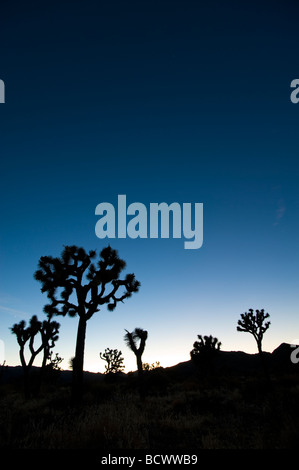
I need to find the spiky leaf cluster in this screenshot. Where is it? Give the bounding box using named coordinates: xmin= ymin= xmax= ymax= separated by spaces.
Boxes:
xmin=143 ymin=361 xmax=161 ymax=371
xmin=46 ymin=352 xmax=63 ymax=371
xmin=11 ymin=315 xmax=41 ymax=352
xmin=190 ymin=334 xmax=222 ymax=362
xmin=124 ymin=328 xmax=148 ymax=357
xmin=41 ymin=318 xmax=60 ymax=349
xmin=99 ymin=347 xmax=125 ymax=374
xmin=34 ymin=245 xmax=140 ymax=319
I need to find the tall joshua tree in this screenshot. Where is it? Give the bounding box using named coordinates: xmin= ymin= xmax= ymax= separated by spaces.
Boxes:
xmin=34 ymin=245 xmax=140 ymax=402
xmin=237 ymin=308 xmax=270 ymax=356
xmin=124 ymin=327 xmax=148 ymax=398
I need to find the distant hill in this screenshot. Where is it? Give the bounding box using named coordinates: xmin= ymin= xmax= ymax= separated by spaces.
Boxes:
xmin=1 ymin=343 xmax=298 ymax=385
xmin=165 ymin=342 xmax=299 ymax=377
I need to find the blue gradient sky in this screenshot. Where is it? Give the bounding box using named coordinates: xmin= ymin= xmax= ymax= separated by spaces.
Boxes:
xmin=0 ymin=0 xmax=299 ymax=372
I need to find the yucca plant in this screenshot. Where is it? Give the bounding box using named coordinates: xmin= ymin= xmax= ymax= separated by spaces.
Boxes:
xmin=124 ymin=328 xmax=148 ymax=399
xmin=100 ymin=347 xmax=125 ymax=374
xmin=190 ymin=334 xmax=221 ymax=376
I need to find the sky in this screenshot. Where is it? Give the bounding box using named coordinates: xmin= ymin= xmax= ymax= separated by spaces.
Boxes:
xmin=0 ymin=0 xmax=299 ymax=373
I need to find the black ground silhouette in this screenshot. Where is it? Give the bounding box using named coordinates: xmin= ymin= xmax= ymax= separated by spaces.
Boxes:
xmin=1 ymin=343 xmax=299 ymax=450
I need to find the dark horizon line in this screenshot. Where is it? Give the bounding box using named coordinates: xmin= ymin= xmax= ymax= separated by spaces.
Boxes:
xmin=3 ymin=341 xmax=295 ymax=375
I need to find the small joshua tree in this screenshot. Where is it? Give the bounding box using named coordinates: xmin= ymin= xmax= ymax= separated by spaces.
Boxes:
xmin=190 ymin=334 xmax=221 ymax=359
xmin=190 ymin=334 xmax=221 ymax=375
xmin=11 ymin=315 xmax=60 ymax=397
xmin=40 ymin=351 xmax=64 ymax=385
xmin=41 ymin=317 xmax=60 ymax=369
xmin=143 ymin=361 xmax=161 ymax=371
xmin=237 ymin=308 xmax=270 ymax=356
xmin=46 ymin=351 xmax=63 ymax=371
xmin=100 ymin=348 xmax=125 ymax=374
xmin=124 ymin=328 xmax=148 ymax=398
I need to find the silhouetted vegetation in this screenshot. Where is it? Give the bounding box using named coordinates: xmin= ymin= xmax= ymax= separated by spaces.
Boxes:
xmin=143 ymin=361 xmax=161 ymax=371
xmin=237 ymin=308 xmax=271 ymax=377
xmin=3 ymin=244 xmax=298 ymax=450
xmin=10 ymin=315 xmax=60 ymax=398
xmin=191 ymin=334 xmax=222 ymax=359
xmin=100 ymin=348 xmax=125 ymax=374
xmin=237 ymin=309 xmax=270 ymax=355
xmin=46 ymin=352 xmax=63 ymax=371
xmin=124 ymin=328 xmax=148 ymax=399
xmin=34 ymin=245 xmax=140 ymax=403
xmin=190 ymin=334 xmax=221 ymax=376
xmin=1 ymin=348 xmax=299 ymax=449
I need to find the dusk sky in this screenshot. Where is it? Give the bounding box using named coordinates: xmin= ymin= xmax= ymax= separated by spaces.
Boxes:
xmin=0 ymin=0 xmax=299 ymax=373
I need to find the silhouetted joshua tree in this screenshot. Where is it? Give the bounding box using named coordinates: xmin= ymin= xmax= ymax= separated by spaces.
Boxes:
xmin=42 ymin=351 xmax=64 ymax=384
xmin=41 ymin=317 xmax=60 ymax=369
xmin=124 ymin=328 xmax=148 ymax=399
xmin=143 ymin=361 xmax=161 ymax=371
xmin=237 ymin=308 xmax=270 ymax=376
xmin=237 ymin=308 xmax=270 ymax=356
xmin=190 ymin=334 xmax=221 ymax=375
xmin=11 ymin=315 xmax=60 ymax=398
xmin=46 ymin=351 xmax=63 ymax=371
xmin=34 ymin=245 xmax=140 ymax=403
xmin=100 ymin=348 xmax=125 ymax=374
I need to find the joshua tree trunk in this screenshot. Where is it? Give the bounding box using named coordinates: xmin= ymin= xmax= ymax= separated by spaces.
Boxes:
xmin=38 ymin=343 xmax=49 ymax=388
xmin=72 ymin=315 xmax=87 ymax=403
xmin=136 ymin=354 xmax=143 ymax=375
xmin=256 ymin=336 xmax=263 ymax=360
xmin=256 ymin=338 xmax=269 ymax=380
xmin=136 ymin=353 xmax=145 ymax=400
xmin=19 ymin=339 xmax=41 ymax=398
xmin=237 ymin=308 xmax=271 ymax=379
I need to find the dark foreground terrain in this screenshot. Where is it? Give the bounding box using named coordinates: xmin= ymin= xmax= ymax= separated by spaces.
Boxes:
xmin=0 ymin=343 xmax=299 ymax=450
